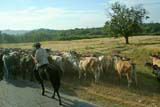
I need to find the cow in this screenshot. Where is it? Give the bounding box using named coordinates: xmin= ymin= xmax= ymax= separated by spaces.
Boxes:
xmin=144 ymin=62 xmax=160 ymax=81
xmin=98 ymin=55 xmax=115 ymax=74
xmin=150 ymin=55 xmax=160 ymax=67
xmin=79 ymin=57 xmax=101 ymax=82
xmin=113 ymin=55 xmax=137 ymax=87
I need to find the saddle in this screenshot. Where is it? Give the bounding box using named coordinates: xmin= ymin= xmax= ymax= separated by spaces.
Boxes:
xmin=36 ymin=63 xmax=62 ymax=81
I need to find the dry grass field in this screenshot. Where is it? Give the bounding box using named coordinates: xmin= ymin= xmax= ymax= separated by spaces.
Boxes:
xmin=1 ymin=36 xmax=160 ymax=107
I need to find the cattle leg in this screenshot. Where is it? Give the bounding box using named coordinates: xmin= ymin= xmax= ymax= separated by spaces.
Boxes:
xmin=3 ymin=59 xmax=9 ymax=80
xmin=117 ymin=71 xmax=121 ymax=83
xmin=22 ymin=70 xmax=26 ymax=80
xmin=126 ymin=73 xmax=132 ymax=87
xmin=135 ymin=75 xmax=138 ymax=86
xmin=30 ymin=70 xmax=34 ymax=81
xmin=14 ymin=74 xmax=17 ymax=80
xmin=131 ymin=65 xmax=137 ymax=86
xmin=97 ymin=71 xmax=100 ymax=81
xmin=79 ymin=71 xmax=82 ymax=79
xmin=94 ymin=73 xmax=97 ymax=83
xmin=84 ymin=72 xmax=87 ymax=80
xmin=118 ymin=72 xmax=121 ymax=80
xmin=94 ymin=71 xmax=100 ymax=83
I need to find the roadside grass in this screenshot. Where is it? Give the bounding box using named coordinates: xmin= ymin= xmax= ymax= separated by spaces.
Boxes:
xmin=1 ymin=35 xmax=160 ymax=107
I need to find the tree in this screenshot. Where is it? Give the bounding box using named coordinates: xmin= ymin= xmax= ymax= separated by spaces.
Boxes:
xmin=104 ymin=2 xmax=148 ymax=44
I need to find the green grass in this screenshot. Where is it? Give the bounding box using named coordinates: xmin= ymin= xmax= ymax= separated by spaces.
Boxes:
xmin=1 ymin=35 xmax=160 ymax=107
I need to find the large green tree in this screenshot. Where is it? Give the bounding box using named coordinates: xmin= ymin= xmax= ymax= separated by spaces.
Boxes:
xmin=105 ymin=2 xmax=148 ymax=44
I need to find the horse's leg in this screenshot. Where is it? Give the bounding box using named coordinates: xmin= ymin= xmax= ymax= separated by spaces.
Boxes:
xmin=53 ymin=86 xmax=62 ymax=105
xmin=56 ymin=88 xmax=62 ymax=105
xmin=50 ymin=79 xmax=56 ymax=99
xmin=52 ymin=89 xmax=55 ymax=99
xmin=50 ymin=78 xmax=62 ymax=105
xmin=39 ymin=80 xmax=45 ymax=96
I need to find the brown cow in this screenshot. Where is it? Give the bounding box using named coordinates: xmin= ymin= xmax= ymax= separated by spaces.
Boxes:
xmin=79 ymin=57 xmax=101 ymax=82
xmin=150 ymin=55 xmax=160 ymax=67
xmin=114 ymin=55 xmax=137 ymax=87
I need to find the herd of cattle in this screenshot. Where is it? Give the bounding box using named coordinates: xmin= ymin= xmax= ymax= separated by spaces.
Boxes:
xmin=0 ymin=48 xmax=160 ymax=87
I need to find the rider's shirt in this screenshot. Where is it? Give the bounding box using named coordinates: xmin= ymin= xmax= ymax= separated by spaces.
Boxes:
xmin=35 ymin=48 xmax=49 ymax=67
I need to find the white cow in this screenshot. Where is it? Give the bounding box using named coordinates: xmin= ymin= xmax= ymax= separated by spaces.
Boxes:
xmin=51 ymin=55 xmax=65 ymax=74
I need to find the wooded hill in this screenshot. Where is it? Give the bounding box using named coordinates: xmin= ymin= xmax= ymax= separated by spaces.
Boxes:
xmin=0 ymin=23 xmax=160 ymax=43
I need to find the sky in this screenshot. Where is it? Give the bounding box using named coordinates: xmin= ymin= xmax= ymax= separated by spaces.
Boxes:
xmin=0 ymin=0 xmax=160 ymax=30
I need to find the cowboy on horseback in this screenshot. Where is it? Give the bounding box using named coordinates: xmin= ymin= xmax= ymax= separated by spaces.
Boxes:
xmin=32 ymin=42 xmax=49 ymax=81
xmin=32 ymin=42 xmax=49 ymax=67
xmin=31 ymin=43 xmax=62 ymax=105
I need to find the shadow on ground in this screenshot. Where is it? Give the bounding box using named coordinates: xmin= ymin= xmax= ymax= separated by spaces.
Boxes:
xmin=3 ymin=79 xmax=40 ymax=88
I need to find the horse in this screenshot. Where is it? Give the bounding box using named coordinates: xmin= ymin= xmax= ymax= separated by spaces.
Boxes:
xmin=34 ymin=64 xmax=62 ymax=105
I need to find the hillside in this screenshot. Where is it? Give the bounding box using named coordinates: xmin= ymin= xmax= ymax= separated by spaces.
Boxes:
xmin=1 ymin=36 xmax=160 ymax=107
xmin=0 ymin=23 xmax=160 ymax=43
xmin=1 ymin=30 xmax=30 ymax=35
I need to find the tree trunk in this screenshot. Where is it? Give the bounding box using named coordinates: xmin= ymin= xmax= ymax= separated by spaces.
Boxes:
xmin=124 ymin=36 xmax=129 ymax=44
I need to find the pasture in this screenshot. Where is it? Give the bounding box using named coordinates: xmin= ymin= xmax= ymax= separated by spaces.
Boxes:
xmin=1 ymin=35 xmax=160 ymax=107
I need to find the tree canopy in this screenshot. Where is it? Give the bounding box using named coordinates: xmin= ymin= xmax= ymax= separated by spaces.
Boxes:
xmin=104 ymin=2 xmax=148 ymax=44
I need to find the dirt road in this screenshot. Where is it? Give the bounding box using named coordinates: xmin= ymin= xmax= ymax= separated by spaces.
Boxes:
xmin=0 ymin=80 xmax=97 ymax=107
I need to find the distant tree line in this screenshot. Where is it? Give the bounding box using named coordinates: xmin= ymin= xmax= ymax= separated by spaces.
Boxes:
xmin=141 ymin=23 xmax=160 ymax=35
xmin=0 ymin=23 xmax=160 ymax=43
xmin=0 ymin=28 xmax=107 ymax=43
